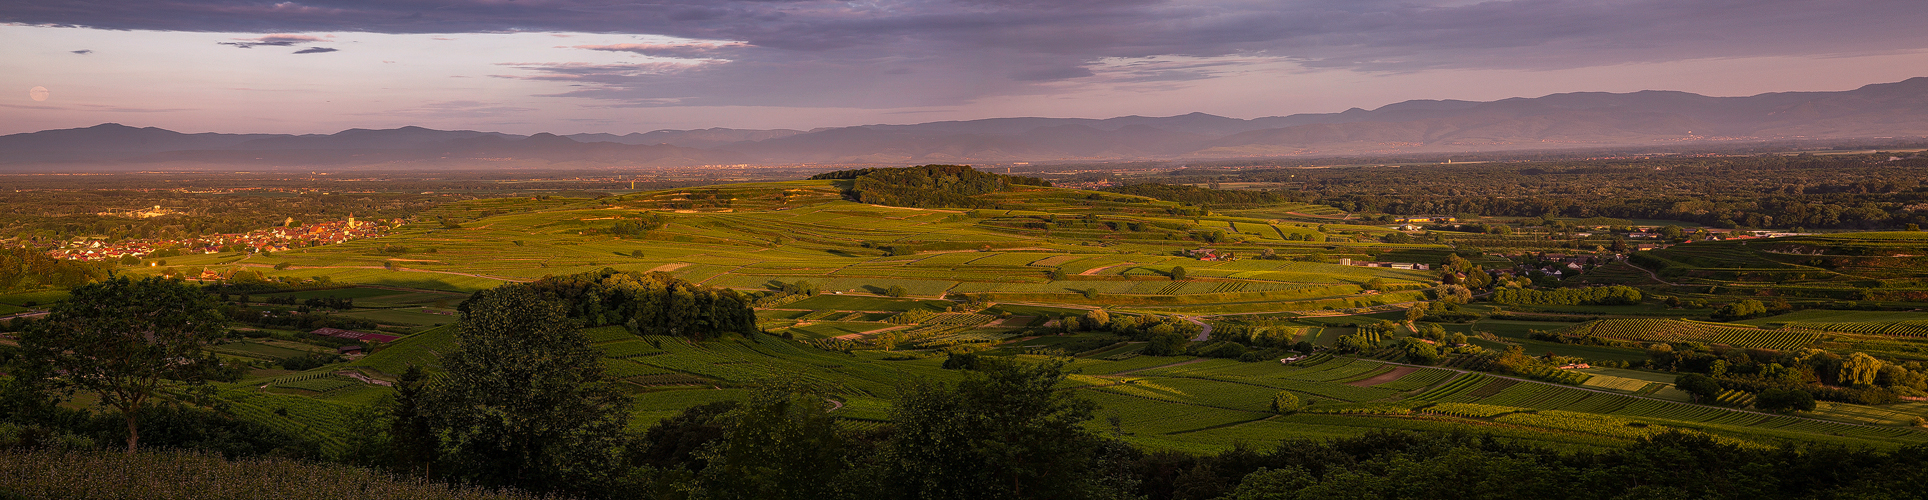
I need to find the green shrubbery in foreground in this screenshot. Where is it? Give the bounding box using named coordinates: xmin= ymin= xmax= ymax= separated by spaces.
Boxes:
xmin=0 ymin=448 xmax=551 ymax=500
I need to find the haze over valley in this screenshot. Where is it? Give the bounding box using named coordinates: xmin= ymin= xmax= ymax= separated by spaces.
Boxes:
xmin=7 ymin=77 xmax=1928 ymax=168
xmin=8 ymin=1 xmax=1928 ymax=500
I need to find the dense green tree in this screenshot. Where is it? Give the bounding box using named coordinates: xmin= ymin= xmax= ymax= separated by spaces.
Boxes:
xmin=608 ymin=212 xmax=671 ymax=236
xmin=431 ymin=286 xmax=632 ymax=495
xmin=1270 ymin=392 xmax=1301 ymax=414
xmin=690 ymin=389 xmax=851 ymax=500
xmin=1840 ymin=352 xmax=1883 ymax=386
xmin=1334 ymin=334 xmax=1375 ymax=353
xmin=1489 ymin=285 xmax=1642 ymax=306
xmin=1224 ymin=467 xmax=1318 ymax=500
xmin=388 ymin=365 xmax=438 ymax=477
xmin=1711 ymin=299 xmax=1769 ymax=321
xmin=1756 ymin=388 xmax=1817 ymax=412
xmin=885 ymin=285 xmax=909 ymax=298
xmin=876 ymin=359 xmax=1121 ymax=500
xmin=1170 ymin=266 xmax=1188 ymax=281
xmin=1675 ymin=373 xmax=1722 ymax=402
xmin=0 ymin=246 xmax=112 ymax=290
xmin=0 ymin=341 xmax=63 ymax=427
xmin=1429 ymin=284 xmax=1473 ymax=304
xmin=479 ymin=269 xmax=756 ymax=341
xmin=809 ymin=165 xmax=1049 ymax=208
xmin=1143 ymin=324 xmax=1189 ymax=356
xmin=1404 ymin=304 xmax=1427 ymax=322
xmin=1400 ymin=338 xmax=1440 ymax=365
xmin=1082 ymin=309 xmax=1111 ymax=330
xmin=17 ymin=276 xmax=227 ymax=453
xmin=631 ymin=400 xmax=739 ymax=473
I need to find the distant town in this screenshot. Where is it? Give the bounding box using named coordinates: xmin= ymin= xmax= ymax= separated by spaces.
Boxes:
xmin=47 ymin=217 xmax=396 ymax=262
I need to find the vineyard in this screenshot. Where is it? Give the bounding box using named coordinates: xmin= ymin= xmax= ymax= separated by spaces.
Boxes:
xmin=1422 ymin=402 xmax=1521 ymax=418
xmin=219 ymin=389 xmax=360 ymax=455
xmin=885 ymin=308 xmax=940 ymax=324
xmin=1786 ymin=320 xmax=1928 ymax=337
xmin=1715 ymin=389 xmax=1758 ymax=408
xmin=1510 ymin=363 xmax=1592 ymax=385
xmin=102 ymin=182 xmax=1928 ymax=458
xmin=1494 ymin=410 xmax=1668 ymax=440
xmin=1558 ymin=319 xmax=1822 ymax=350
xmin=1369 ymin=369 xmax=1456 ymax=391
xmin=1407 ymin=373 xmax=1493 ymax=402
xmin=273 ymin=375 xmax=360 ymax=395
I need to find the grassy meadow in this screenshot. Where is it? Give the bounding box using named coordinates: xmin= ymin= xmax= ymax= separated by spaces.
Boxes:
xmin=18 ymin=179 xmax=1914 ymax=455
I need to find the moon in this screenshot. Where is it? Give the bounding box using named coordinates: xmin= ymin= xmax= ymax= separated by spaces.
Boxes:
xmin=28 ymin=86 xmax=49 ymax=101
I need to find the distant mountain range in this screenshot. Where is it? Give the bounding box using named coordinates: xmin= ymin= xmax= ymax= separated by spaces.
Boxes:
xmin=5 ymin=77 xmax=1927 ymax=168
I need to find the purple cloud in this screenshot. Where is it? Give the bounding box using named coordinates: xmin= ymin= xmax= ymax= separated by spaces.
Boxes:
xmin=218 ymin=33 xmax=327 ymax=48
xmin=6 ymin=0 xmax=1926 ymax=108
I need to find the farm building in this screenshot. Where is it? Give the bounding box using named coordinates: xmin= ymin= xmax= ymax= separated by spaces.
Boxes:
xmin=1187 ymin=248 xmax=1235 ymax=261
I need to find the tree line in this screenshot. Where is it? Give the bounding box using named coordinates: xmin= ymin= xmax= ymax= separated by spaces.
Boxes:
xmin=1489 ymin=285 xmax=1643 ymax=306
xmin=809 ymin=165 xmax=1051 ymax=209
xmin=0 ymin=246 xmax=111 ymax=291
xmin=8 ymin=276 xmax=1928 ymax=499
xmin=1169 ymin=154 xmax=1928 ymax=230
xmin=479 ymin=269 xmax=758 ymax=341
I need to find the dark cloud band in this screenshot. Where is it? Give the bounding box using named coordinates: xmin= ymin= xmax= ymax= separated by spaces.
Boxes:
xmin=8 ymin=0 xmax=1926 ymax=108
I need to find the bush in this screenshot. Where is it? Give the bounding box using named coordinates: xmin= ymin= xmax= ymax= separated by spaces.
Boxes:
xmin=0 ymin=448 xmax=543 ymax=499
xmin=1675 ymin=373 xmax=1722 ymax=402
xmin=1401 ymin=338 xmax=1440 ymax=365
xmin=1755 ymin=388 xmax=1816 ymax=412
xmin=941 ymin=352 xmax=982 ymax=370
xmin=1711 ymin=300 xmax=1768 ymax=321
xmin=1191 ymin=342 xmax=1248 ymax=359
xmin=1271 ymin=391 xmax=1301 ymax=414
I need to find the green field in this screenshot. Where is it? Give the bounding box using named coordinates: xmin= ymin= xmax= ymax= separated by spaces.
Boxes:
xmin=121 ymin=181 xmax=1434 ymax=317
xmin=36 ymin=180 xmax=1921 ymax=459
xmin=332 ymin=308 xmax=454 ymax=329
xmin=783 ymin=321 xmax=892 ymax=339
xmin=257 ymin=287 xmax=412 ymax=300
xmin=784 ymin=295 xmax=953 ymax=312
xmin=0 ymin=289 xmax=67 ymax=306
xmin=210 ymin=340 xmax=327 ymax=360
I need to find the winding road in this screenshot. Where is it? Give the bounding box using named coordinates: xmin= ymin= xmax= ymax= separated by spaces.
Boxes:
xmin=1183 ymin=316 xmax=1212 ymax=342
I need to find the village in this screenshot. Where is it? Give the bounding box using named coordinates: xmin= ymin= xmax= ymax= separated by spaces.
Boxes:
xmin=46 ymin=217 xmax=397 ymax=262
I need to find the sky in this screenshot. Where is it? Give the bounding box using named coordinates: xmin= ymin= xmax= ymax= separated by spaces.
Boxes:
xmin=4 ymin=0 xmax=1928 ymax=136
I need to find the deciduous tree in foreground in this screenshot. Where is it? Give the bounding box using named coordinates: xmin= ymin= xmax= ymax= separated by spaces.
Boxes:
xmin=18 ymin=276 xmax=228 ymax=453
xmin=430 ymin=286 xmax=632 ymax=495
